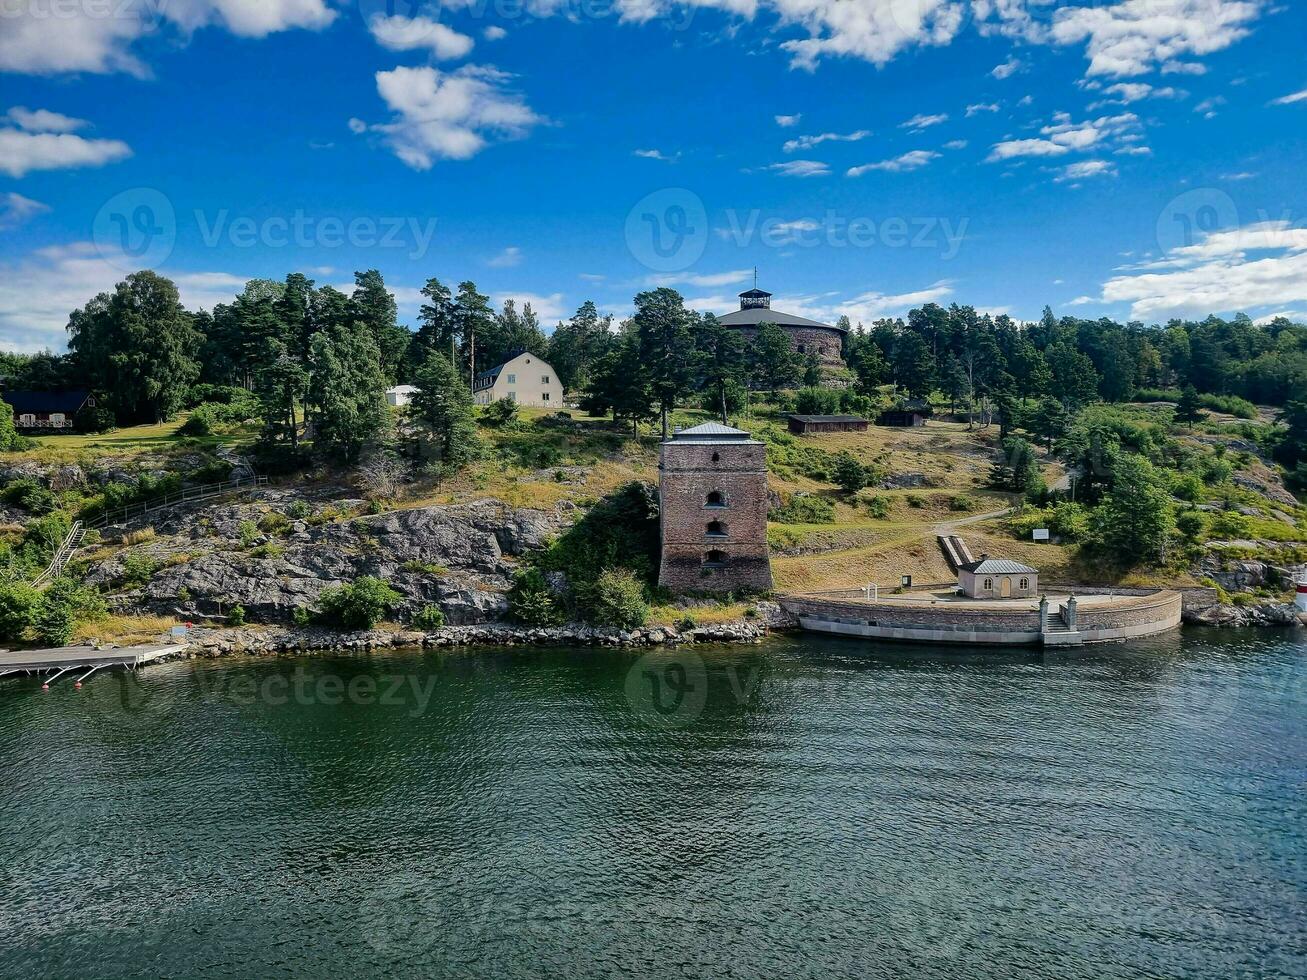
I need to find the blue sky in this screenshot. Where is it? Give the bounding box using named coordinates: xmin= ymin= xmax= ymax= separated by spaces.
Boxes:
xmin=1 ymin=0 xmax=1305 ymax=351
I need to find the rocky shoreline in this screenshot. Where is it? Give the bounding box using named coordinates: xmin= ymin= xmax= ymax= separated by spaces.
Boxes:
xmin=180 ymin=616 xmax=781 ymax=658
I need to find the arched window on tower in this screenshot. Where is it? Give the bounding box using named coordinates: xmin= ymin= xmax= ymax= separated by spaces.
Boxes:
xmin=706 ymin=520 xmax=727 ymax=538
xmin=705 ymin=491 xmax=726 ymax=507
xmin=704 ymin=550 xmax=727 ymax=568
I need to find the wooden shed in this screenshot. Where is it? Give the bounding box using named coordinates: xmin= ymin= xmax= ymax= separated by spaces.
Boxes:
xmin=787 ymin=414 xmax=869 ymax=435
xmin=876 ymin=409 xmax=928 ymax=427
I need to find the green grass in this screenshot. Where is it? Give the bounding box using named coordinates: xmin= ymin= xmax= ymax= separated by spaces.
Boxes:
xmin=19 ymin=414 xmax=256 ymax=463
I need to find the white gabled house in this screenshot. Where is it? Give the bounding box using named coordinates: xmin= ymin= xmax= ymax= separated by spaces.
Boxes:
xmin=473 ymin=350 xmax=564 ymax=408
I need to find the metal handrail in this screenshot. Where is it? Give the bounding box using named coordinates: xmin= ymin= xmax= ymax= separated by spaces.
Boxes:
xmin=33 ymin=520 xmax=84 ymax=588
xmin=87 ymin=474 xmax=268 ymax=529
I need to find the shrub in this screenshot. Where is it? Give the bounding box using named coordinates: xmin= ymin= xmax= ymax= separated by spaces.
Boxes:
xmin=285 ymin=500 xmax=312 ymax=520
xmin=189 ymin=458 xmax=234 ymax=484
xmin=291 ymin=605 xmax=311 ymax=627
xmin=402 ymin=559 xmax=449 ymax=575
xmin=258 ymin=511 xmax=291 ymax=536
xmin=1209 ymin=510 xmax=1249 ymax=538
xmin=583 ymin=568 xmax=648 ymax=629
xmin=227 ymin=603 xmax=246 ymax=626
xmin=1170 ymin=472 xmax=1205 ymax=502
xmin=675 ymin=614 xmax=697 ymax=631
xmin=947 ymin=494 xmax=977 ymax=512
xmin=832 ymin=452 xmax=869 ymax=496
xmin=73 ymin=405 xmax=117 ymax=434
xmin=1176 ymin=509 xmax=1207 ymax=542
xmin=794 ymin=387 xmax=840 ymax=416
xmin=178 ymin=406 xmax=216 ymax=437
xmin=121 ymin=552 xmax=158 ymax=586
xmin=318 ymin=576 xmax=402 ymax=630
xmin=2 ymin=477 xmax=55 ymax=514
xmin=769 ymin=493 xmax=835 ymax=525
xmin=412 ymin=605 xmax=446 ymax=630
xmin=537 ymin=482 xmax=661 ymax=591
xmin=0 ymin=581 xmax=42 ymax=642
xmin=480 ymin=398 xmax=519 ymax=428
xmin=507 ymin=569 xmax=562 ymax=626
xmin=249 ymin=543 xmax=284 ymax=559
xmin=238 ymin=520 xmax=259 ymax=547
xmin=34 ymin=577 xmax=105 ymax=646
xmin=1049 ymin=501 xmax=1090 ymax=541
xmin=905 ymin=494 xmax=925 ymax=509
xmin=864 ymin=495 xmax=891 ymax=519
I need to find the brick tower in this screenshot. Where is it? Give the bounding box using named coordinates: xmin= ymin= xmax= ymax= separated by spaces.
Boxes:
xmin=658 ymin=422 xmax=773 ymax=594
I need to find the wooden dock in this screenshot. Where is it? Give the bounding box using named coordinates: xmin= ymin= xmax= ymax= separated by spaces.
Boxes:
xmin=0 ymin=644 xmax=188 ymax=689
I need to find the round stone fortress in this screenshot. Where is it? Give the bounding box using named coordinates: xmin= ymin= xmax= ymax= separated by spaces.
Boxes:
xmin=717 ymin=286 xmax=847 ymax=365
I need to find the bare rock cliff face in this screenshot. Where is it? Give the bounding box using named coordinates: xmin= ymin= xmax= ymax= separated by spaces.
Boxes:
xmin=97 ymin=495 xmax=574 ymax=625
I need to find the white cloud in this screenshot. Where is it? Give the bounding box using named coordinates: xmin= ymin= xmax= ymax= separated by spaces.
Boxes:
xmin=988 ymin=110 xmax=1140 ymax=161
xmin=1270 ymin=88 xmax=1307 ymax=106
xmin=1219 ymin=170 xmax=1257 ymax=181
xmin=368 ymin=14 xmax=475 ymax=60
xmin=774 ymin=114 xmax=802 ymax=127
xmin=791 ymin=281 xmax=957 ymax=323
xmin=0 ymin=0 xmax=335 ymax=76
xmin=1096 ymin=220 xmax=1307 ymax=320
xmin=0 ymin=108 xmax=132 ymax=177
xmin=1055 ymin=159 xmax=1117 ymax=182
xmin=1194 ymin=95 xmax=1227 ymax=118
xmin=767 ymin=159 xmax=831 ymax=177
xmin=901 ymin=112 xmax=949 ymax=131
xmin=944 ymin=139 xmax=968 ymax=150
xmin=777 ymin=0 xmax=966 ymax=70
xmin=847 ymin=150 xmax=940 ymax=175
xmin=0 ymin=192 xmax=50 ymax=229
xmin=5 ymin=106 xmax=87 ymax=133
xmin=1049 ymin=0 xmax=1261 ymax=78
xmin=966 ymin=102 xmax=1000 ymax=116
xmin=484 ymin=25 xmax=508 ymax=40
xmin=1161 ymin=60 xmax=1207 ymax=75
xmin=348 ymin=117 xmax=368 ymax=134
xmin=487 ymin=246 xmax=522 ymax=267
xmin=364 ymin=65 xmax=544 ymax=168
xmin=490 ymin=291 xmax=567 ymax=321
xmin=634 ymin=147 xmax=680 ymax=161
xmin=782 ymin=129 xmax=870 ymax=152
xmin=1093 ymin=82 xmax=1186 ymax=105
xmin=0 ymin=243 xmax=247 ymax=352
xmin=991 ymin=56 xmax=1024 ymax=79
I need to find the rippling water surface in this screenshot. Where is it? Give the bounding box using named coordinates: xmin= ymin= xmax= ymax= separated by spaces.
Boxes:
xmin=0 ymin=628 xmax=1304 ymax=979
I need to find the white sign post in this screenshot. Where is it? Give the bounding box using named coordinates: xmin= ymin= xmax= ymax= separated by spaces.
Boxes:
xmin=1033 ymin=529 xmax=1051 ymax=542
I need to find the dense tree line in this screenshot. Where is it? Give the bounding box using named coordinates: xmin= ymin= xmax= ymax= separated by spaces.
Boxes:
xmin=2 ymin=268 xmax=1305 ymax=485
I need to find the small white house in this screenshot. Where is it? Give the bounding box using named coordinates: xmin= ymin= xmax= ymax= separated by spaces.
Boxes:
xmin=385 ymin=385 xmax=419 ymax=408
xmin=958 ymin=556 xmax=1039 ymax=599
xmin=473 ymin=351 xmax=564 ymax=408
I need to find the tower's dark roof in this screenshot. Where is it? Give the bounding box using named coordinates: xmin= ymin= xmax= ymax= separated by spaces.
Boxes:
xmin=738 ymin=287 xmax=772 ymax=298
xmin=716 ymin=307 xmax=846 ymax=332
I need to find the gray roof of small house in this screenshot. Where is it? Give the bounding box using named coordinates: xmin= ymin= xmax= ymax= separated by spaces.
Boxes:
xmin=716 ymin=307 xmax=846 ymax=332
xmin=959 ymin=558 xmax=1038 ymax=575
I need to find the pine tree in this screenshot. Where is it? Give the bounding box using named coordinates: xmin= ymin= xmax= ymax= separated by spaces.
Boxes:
xmin=306 ymin=323 xmax=389 ymax=461
xmin=633 ymin=287 xmax=698 ymax=438
xmin=1090 ymin=454 xmax=1176 ymax=565
xmin=1175 ymin=385 xmax=1205 ymax=424
xmin=696 ymin=313 xmax=746 ymax=424
xmin=411 ymin=349 xmax=480 ymax=471
xmin=750 ymin=320 xmax=802 ymax=392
